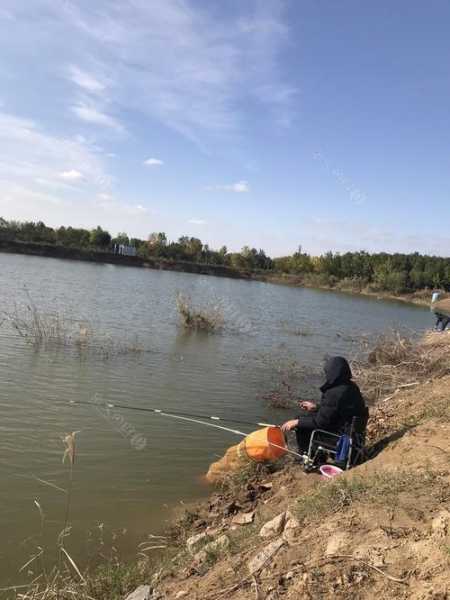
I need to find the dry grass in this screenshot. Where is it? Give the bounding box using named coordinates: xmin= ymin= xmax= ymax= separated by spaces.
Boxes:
xmin=264 ymin=392 xmax=297 ymax=409
xmin=257 ymin=353 xmax=318 ymax=410
xmin=352 ymin=331 xmax=450 ymax=404
xmin=294 ymin=469 xmax=441 ymax=525
xmin=76 ymin=331 xmax=144 ymax=360
xmin=217 ymin=461 xmax=273 ymax=496
xmin=176 ymin=293 xmax=224 ymax=332
xmin=294 ymin=475 xmax=369 ymax=522
xmin=5 ymin=299 xmax=72 ymax=347
xmin=5 ymin=431 xmax=158 ymax=600
xmin=351 ymin=331 xmax=450 ymax=448
xmin=6 ymin=559 xmax=152 ymax=600
xmin=2 ymin=292 xmax=144 ymax=359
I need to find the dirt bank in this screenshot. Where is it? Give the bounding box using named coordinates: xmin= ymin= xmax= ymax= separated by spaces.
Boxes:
xmin=150 ymin=332 xmax=450 ymax=600
xmin=9 ymin=334 xmax=450 ymax=600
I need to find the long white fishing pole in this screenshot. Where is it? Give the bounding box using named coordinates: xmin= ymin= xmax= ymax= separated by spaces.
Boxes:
xmin=150 ymin=411 xmax=304 ymax=460
xmin=67 ymin=399 xmax=276 ymax=429
xmin=67 ymin=399 xmax=304 ymax=459
xmin=149 ymin=408 xmax=248 ymax=437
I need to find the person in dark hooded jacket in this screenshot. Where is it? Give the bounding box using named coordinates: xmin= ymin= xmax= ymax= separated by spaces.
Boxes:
xmin=281 ymin=356 xmax=367 ymax=454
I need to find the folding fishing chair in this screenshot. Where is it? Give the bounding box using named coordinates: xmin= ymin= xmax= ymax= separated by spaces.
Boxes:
xmin=302 ymin=410 xmax=369 ymax=472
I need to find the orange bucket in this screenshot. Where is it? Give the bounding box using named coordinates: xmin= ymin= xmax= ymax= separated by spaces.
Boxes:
xmin=205 ymin=427 xmax=287 ymax=484
xmin=239 ymin=427 xmax=287 ymax=462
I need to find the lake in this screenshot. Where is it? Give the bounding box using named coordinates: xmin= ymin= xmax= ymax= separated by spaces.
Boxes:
xmin=0 ymin=253 xmax=432 ymax=586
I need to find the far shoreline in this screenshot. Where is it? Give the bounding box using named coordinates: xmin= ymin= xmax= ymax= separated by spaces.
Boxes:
xmin=261 ymin=273 xmax=434 ymax=308
xmin=0 ymin=239 xmax=440 ymax=308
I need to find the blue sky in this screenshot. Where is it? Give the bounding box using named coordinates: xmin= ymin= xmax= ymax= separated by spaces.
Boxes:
xmin=0 ymin=1 xmax=449 ymax=256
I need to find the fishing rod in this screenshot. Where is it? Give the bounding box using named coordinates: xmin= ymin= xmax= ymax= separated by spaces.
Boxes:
xmin=65 ymin=399 xmax=276 ymax=430
xmin=65 ymin=399 xmax=304 ymax=459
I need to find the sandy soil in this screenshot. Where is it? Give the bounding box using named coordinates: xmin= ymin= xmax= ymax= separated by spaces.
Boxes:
xmin=153 ymin=333 xmax=450 ymax=600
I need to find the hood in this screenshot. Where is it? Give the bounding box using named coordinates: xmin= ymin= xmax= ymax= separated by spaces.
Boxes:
xmin=321 ymin=356 xmax=352 ymax=391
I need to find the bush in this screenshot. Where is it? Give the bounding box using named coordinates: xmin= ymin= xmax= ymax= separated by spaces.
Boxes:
xmin=176 ymin=294 xmax=223 ymax=332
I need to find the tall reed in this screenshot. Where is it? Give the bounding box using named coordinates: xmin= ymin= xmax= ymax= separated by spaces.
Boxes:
xmin=2 ymin=291 xmax=144 ymax=358
xmin=176 ymin=293 xmax=223 ymax=332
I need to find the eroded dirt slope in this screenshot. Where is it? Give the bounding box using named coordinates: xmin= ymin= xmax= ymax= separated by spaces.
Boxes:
xmin=154 ymin=334 xmax=450 ymax=600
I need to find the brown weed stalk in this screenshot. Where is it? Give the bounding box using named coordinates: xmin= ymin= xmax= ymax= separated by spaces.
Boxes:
xmin=176 ymin=293 xmax=224 ymax=332
xmin=352 ymin=331 xmax=450 ymax=404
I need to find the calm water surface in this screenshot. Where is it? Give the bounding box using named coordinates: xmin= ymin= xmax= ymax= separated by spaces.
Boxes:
xmin=0 ymin=253 xmax=431 ymax=585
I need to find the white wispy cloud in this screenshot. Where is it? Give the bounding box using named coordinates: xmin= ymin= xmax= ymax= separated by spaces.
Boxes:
xmin=95 ymin=194 xmax=149 ymax=216
xmin=0 ymin=2 xmax=297 ymax=245
xmin=0 ymin=110 xmax=154 ymax=235
xmin=0 ymin=112 xmax=108 ymax=186
xmin=71 ymin=103 xmax=123 ymax=132
xmin=206 ymin=180 xmax=250 ymax=193
xmin=0 ymin=8 xmax=14 ymax=21
xmin=144 ymin=158 xmax=164 ymax=167
xmin=97 ymin=192 xmax=112 ymax=201
xmin=68 ymin=65 xmax=106 ymax=94
xmin=228 ymin=181 xmax=250 ymax=193
xmin=188 ymin=218 xmax=207 ymax=225
xmin=0 ymin=110 xmax=121 ymax=219
xmin=2 ymin=0 xmax=294 ymax=144
xmin=60 ymin=169 xmax=83 ymax=181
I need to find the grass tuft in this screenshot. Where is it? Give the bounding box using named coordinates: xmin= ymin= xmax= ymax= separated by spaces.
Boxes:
xmin=2 ymin=291 xmax=144 ymax=359
xmin=352 ymin=330 xmax=450 ymax=404
xmin=295 ymin=476 xmax=369 ymax=522
xmin=294 ymin=470 xmax=445 ymax=525
xmin=176 ymin=293 xmax=223 ymax=332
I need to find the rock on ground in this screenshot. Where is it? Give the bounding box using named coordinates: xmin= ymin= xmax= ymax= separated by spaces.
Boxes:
xmin=259 ymin=510 xmax=300 ymax=539
xmin=124 ymin=585 xmax=151 ymax=600
xmin=259 ymin=512 xmax=287 ymax=538
xmin=247 ymin=538 xmax=286 ymax=575
xmin=194 ymin=534 xmax=230 ymax=564
xmin=186 ymin=531 xmax=208 ymax=554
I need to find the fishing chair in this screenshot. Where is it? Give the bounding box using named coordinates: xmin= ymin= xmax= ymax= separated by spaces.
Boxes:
xmin=302 ymin=411 xmax=369 ymax=473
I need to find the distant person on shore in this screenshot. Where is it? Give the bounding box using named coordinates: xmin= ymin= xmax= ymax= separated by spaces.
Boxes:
xmin=434 ymin=313 xmax=450 ymax=331
xmin=431 ymin=291 xmax=450 ymax=331
xmin=281 ymin=356 xmax=367 ymax=455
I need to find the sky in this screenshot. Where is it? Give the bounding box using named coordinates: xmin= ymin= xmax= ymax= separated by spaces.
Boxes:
xmin=0 ymin=0 xmax=449 ymax=257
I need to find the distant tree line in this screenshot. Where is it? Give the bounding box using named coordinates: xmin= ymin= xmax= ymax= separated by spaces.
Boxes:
xmin=1 ymin=218 xmax=449 ymax=292
xmin=273 ymin=249 xmax=450 ymax=293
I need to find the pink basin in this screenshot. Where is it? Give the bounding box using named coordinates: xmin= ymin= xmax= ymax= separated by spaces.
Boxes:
xmin=320 ymin=464 xmax=344 ymax=480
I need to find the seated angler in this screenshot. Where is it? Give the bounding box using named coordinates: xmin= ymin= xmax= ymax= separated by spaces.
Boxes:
xmin=434 ymin=312 xmax=450 ymax=332
xmin=281 ymin=356 xmax=368 ymax=455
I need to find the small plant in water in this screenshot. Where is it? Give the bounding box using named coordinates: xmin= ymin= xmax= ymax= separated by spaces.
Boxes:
xmin=5 ymin=295 xmax=71 ymax=347
xmin=176 ymin=293 xmax=223 ymax=332
xmin=264 ymin=390 xmax=297 ymax=410
xmin=2 ymin=290 xmax=144 ymax=359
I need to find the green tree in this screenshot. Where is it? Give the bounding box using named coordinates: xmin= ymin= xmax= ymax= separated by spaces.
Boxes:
xmin=177 ymin=236 xmax=203 ymax=260
xmin=147 ymin=232 xmax=167 ymax=257
xmin=90 ymin=226 xmax=111 ymax=248
xmin=112 ymin=232 xmax=130 ymax=246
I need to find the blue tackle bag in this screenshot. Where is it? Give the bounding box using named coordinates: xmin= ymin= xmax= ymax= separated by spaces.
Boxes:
xmin=335 ymin=434 xmax=351 ymax=464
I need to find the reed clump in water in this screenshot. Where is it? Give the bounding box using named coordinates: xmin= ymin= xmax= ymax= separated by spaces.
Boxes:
xmin=264 ymin=391 xmax=297 ymax=410
xmin=176 ymin=293 xmax=224 ymax=332
xmin=79 ymin=331 xmax=144 ymax=360
xmin=6 ymin=299 xmax=72 ymax=348
xmin=2 ymin=292 xmax=144 ymax=358
xmin=255 ymin=352 xmax=318 ymax=410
